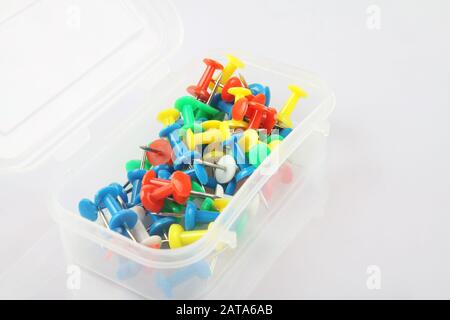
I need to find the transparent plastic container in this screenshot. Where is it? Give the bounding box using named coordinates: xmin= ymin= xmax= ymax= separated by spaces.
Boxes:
xmin=1 ymin=0 xmax=335 ymax=299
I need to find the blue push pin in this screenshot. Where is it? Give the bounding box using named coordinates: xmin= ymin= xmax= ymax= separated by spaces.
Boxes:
xmin=210 ymin=93 xmax=233 ymax=116
xmin=156 ymin=260 xmax=211 ymax=298
xmin=223 ymin=134 xmax=256 ymax=182
xmin=108 ymin=182 xmax=129 ymax=205
xmin=225 ymin=178 xmax=237 ymax=195
xmin=235 ymin=166 xmax=255 ymax=182
xmin=78 ymin=199 xmax=102 ymax=222
xmin=205 ymin=175 xmax=217 ymax=189
xmin=79 ymin=198 xmax=125 ymax=235
xmin=95 ymin=186 xmax=138 ymax=237
xmin=184 ymin=201 xmax=220 ymax=231
xmin=249 ymin=83 xmax=271 ymax=106
xmin=148 ymin=215 xmax=177 ymax=237
xmin=127 ymin=169 xmax=146 ymax=206
xmin=182 ymin=163 xmax=209 ymax=185
xmin=152 ymin=164 xmax=173 ymax=180
xmin=279 ymin=127 xmax=293 ymax=138
xmin=159 ymin=122 xmax=201 ymax=169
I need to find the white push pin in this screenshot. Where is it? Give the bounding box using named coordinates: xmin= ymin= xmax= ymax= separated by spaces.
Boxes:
xmin=195 ymin=155 xmax=237 ymax=184
xmin=116 ymin=197 xmax=162 ymax=248
xmin=215 ymin=184 xmax=225 ymax=198
xmin=214 ymin=155 xmax=238 ymax=184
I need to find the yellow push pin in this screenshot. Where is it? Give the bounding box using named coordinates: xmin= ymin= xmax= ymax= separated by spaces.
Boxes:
xmin=168 ymin=223 xmax=213 ymax=249
xmin=238 ymin=129 xmax=259 ymax=152
xmin=268 ymin=139 xmax=282 ymax=150
xmin=209 ymin=54 xmax=245 ymax=92
xmin=203 ymin=150 xmax=225 ymax=163
xmin=219 ymin=121 xmax=231 ymax=141
xmin=157 ymin=108 xmax=180 ymax=126
xmin=201 ymin=120 xmax=231 ymax=140
xmin=228 ymin=87 xmax=252 ymax=103
xmin=277 ymin=84 xmax=308 ymax=128
xmin=224 ymin=119 xmax=249 ymax=130
xmin=213 ymin=198 xmax=230 ymax=212
xmin=202 ymin=120 xmax=222 ymax=130
xmin=185 ymin=128 xmax=223 ymax=150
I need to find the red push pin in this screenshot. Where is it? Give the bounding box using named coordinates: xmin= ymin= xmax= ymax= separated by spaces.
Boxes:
xmin=231 ymin=98 xmax=249 ymax=121
xmin=246 ymin=101 xmax=268 ymax=129
xmin=141 ymin=171 xmax=220 ymax=212
xmin=142 ymin=171 xmax=191 ymax=205
xmin=245 ymin=93 xmax=266 ymax=118
xmin=221 ymin=77 xmax=243 ymax=103
xmin=187 ymin=58 xmax=224 ymax=102
xmin=260 ymin=107 xmax=277 ymax=133
xmin=140 ymin=183 xmax=165 ymax=212
xmin=140 ymin=139 xmax=173 ymax=166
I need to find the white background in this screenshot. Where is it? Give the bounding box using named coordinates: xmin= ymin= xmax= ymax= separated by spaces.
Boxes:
xmin=1 ymin=0 xmax=450 ymax=299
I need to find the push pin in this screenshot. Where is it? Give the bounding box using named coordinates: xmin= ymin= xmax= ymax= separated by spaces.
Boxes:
xmin=159 ymin=122 xmax=201 ymax=169
xmin=148 ymin=215 xmax=177 ymax=239
xmin=249 ymin=83 xmax=271 ymax=106
xmin=185 ymin=128 xmax=222 ymax=151
xmin=200 ymin=197 xmax=218 ymax=212
xmin=187 ymin=58 xmax=223 ymax=102
xmin=196 ymin=155 xmax=237 ymax=184
xmin=225 ymin=178 xmax=237 ymax=195
xmin=151 ymin=164 xmax=173 ymax=179
xmin=157 ymin=108 xmax=180 ymax=127
xmin=208 ymin=76 xmax=243 ymax=103
xmin=209 ymin=54 xmax=245 ymax=92
xmin=213 ymin=198 xmax=230 ymax=212
xmin=127 ymin=169 xmax=146 ymax=206
xmin=129 ymin=206 xmax=162 ymax=248
xmin=168 ymin=223 xmax=213 ymax=249
xmin=248 ymin=142 xmax=271 ymax=167
xmin=184 ymin=201 xmax=220 ymax=230
xmin=175 ymin=96 xmax=218 ymax=131
xmin=181 ymin=162 xmax=209 ymax=186
xmin=140 ymin=171 xmax=219 ymax=212
xmin=78 ymin=198 xmax=110 ymax=228
xmin=140 ymin=138 xmax=172 ymax=166
xmin=228 ymin=87 xmax=252 ymax=121
xmin=277 ymin=84 xmax=307 ymax=128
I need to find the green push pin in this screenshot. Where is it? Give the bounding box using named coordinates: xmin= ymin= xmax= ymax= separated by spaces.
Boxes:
xmin=162 ymin=199 xmax=185 ymax=214
xmin=265 ymin=134 xmax=284 ymax=144
xmin=200 ymin=197 xmax=218 ymax=212
xmin=175 ymin=96 xmax=202 ymax=132
xmin=125 ymin=159 xmax=151 ymax=171
xmin=248 ymin=143 xmax=271 ymax=167
xmin=161 ymin=199 xmax=185 ymax=223
xmin=176 ymin=96 xmax=219 ymax=124
xmin=211 ymin=111 xmax=227 ymax=121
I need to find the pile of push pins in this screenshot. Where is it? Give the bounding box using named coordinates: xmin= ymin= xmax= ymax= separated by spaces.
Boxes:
xmin=78 ymin=54 xmax=307 ymax=250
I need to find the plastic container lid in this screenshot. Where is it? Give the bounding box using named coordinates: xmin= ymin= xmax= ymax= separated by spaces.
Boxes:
xmin=0 ymin=0 xmax=183 ymax=171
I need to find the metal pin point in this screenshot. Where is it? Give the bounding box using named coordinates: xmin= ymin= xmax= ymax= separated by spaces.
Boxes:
xmin=145 ymin=179 xmax=220 ymax=199
xmin=98 ymin=207 xmax=110 ymax=229
xmin=206 ymin=73 xmax=223 ymax=105
xmin=140 ymin=145 xmax=163 ymax=154
xmin=194 ymin=159 xmax=227 ymax=171
xmin=238 ymin=73 xmax=248 ymax=88
xmin=152 ymin=212 xmax=185 ymax=219
xmin=116 ymin=196 xmax=138 ymax=242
